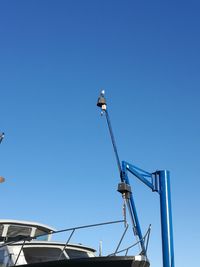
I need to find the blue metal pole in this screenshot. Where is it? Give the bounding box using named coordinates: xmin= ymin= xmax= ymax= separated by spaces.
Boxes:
xmin=158 ymin=170 xmax=175 ymax=267
xmin=128 ymin=192 xmax=147 ymax=254
xmin=122 ymin=162 xmax=146 ymax=254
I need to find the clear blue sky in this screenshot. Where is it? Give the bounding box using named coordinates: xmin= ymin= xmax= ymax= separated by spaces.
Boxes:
xmin=0 ymin=1 xmax=200 ymax=266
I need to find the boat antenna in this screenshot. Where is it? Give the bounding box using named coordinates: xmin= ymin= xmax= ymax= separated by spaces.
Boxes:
xmin=97 ymin=90 xmax=122 ymax=178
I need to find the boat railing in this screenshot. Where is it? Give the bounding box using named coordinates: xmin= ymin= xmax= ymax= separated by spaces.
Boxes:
xmin=51 ymin=220 xmax=126 ymax=261
xmin=0 ymin=219 xmax=151 ymax=265
xmin=108 ymin=224 xmax=151 ymax=257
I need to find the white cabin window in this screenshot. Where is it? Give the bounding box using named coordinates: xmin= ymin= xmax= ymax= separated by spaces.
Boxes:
xmin=23 ymin=247 xmax=66 ymax=264
xmin=35 ymin=229 xmax=49 ymax=241
xmin=65 ymin=249 xmax=90 ymax=259
xmin=7 ymin=225 xmax=32 ymax=240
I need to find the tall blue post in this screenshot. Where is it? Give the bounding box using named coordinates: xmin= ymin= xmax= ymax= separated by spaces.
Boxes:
xmin=158 ymin=170 xmax=175 ymax=267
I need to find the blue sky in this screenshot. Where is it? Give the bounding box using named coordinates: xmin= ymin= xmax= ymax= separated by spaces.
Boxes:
xmin=0 ymin=0 xmax=200 ymax=266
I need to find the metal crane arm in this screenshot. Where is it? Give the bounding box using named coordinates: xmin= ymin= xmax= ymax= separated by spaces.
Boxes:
xmin=97 ymin=91 xmax=175 ymax=267
xmin=121 ymin=161 xmax=175 ymax=267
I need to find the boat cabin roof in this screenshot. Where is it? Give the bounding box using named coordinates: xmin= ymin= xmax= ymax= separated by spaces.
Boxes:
xmin=0 ymin=220 xmax=55 ymax=242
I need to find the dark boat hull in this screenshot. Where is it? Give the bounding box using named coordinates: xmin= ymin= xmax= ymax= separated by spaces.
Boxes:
xmin=16 ymin=256 xmax=150 ymax=267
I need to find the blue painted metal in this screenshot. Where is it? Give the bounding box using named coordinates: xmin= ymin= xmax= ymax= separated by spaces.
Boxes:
xmin=121 ymin=162 xmax=175 ymax=267
xmin=123 ymin=161 xmax=153 ymax=190
xmin=157 ymin=170 xmax=175 ymax=267
xmin=121 ymin=162 xmax=146 ymax=255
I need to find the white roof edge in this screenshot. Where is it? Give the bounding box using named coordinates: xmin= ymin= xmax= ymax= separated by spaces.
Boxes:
xmin=0 ymin=219 xmax=56 ymax=232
